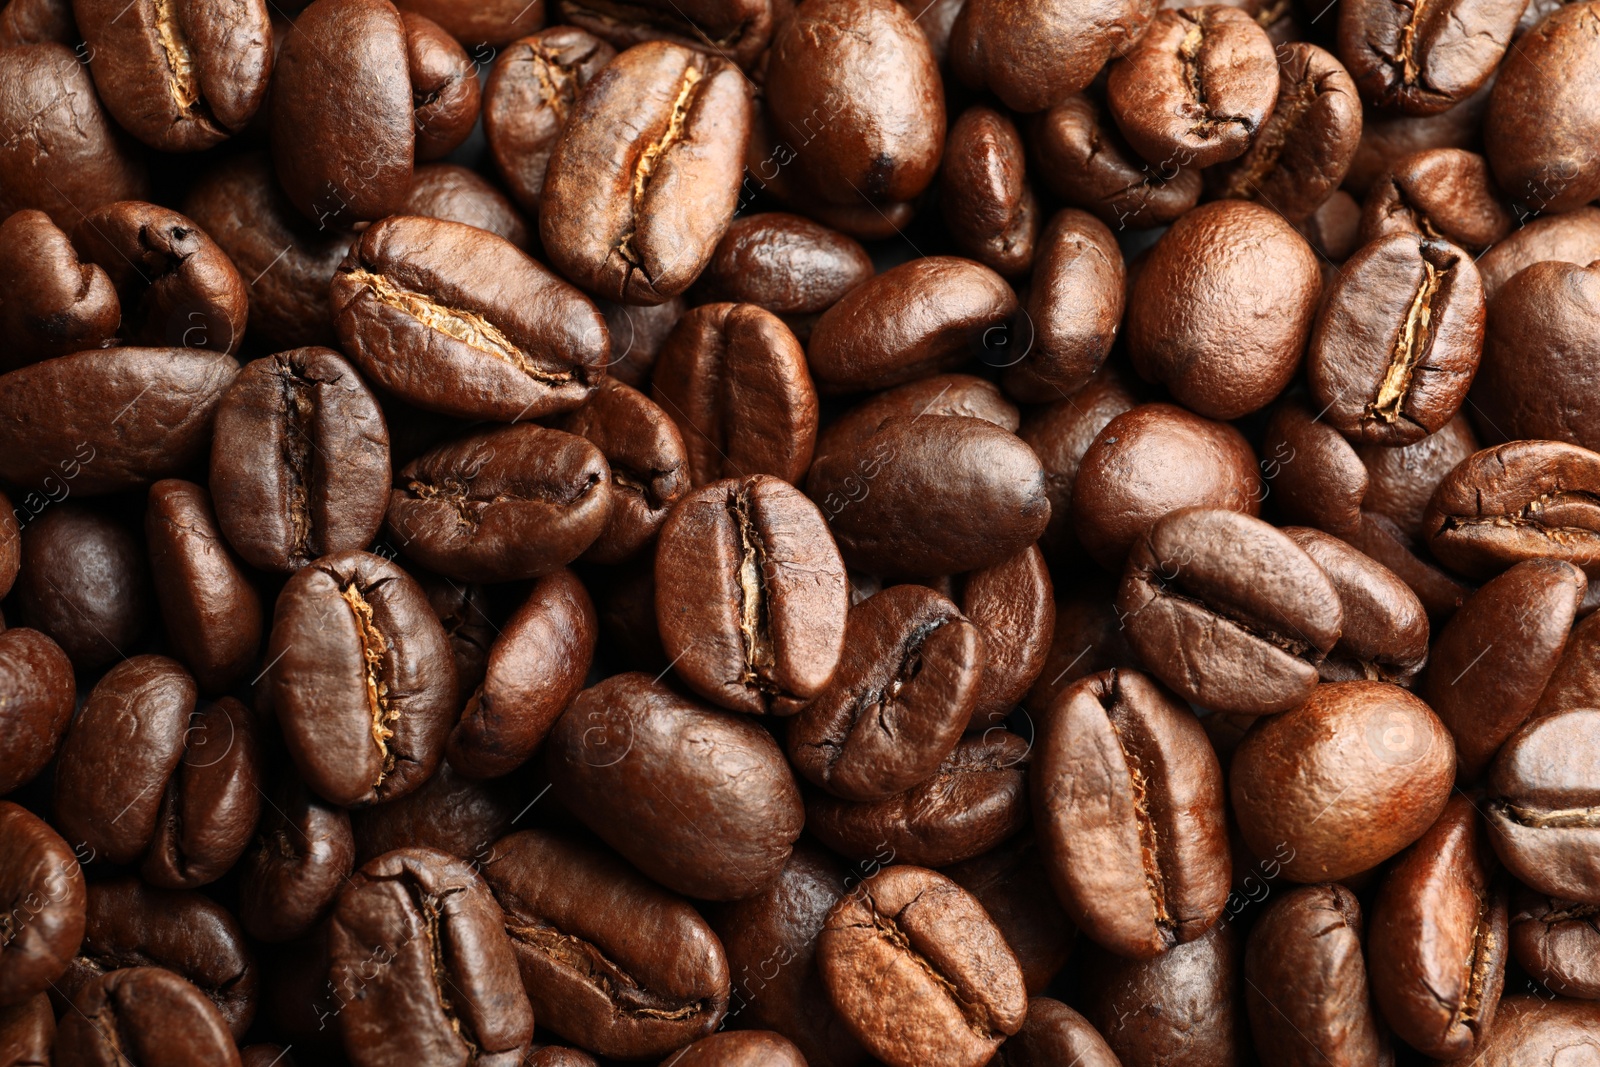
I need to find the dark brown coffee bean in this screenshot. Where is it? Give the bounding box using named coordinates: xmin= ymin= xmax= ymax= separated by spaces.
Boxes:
xmin=1339 ymin=0 xmax=1523 ymax=114
xmin=988 ymin=996 xmax=1120 ymax=1067
xmin=1486 ymin=708 xmax=1600 ymax=903
xmin=447 ymin=569 xmax=595 ymax=778
xmin=1424 ymin=440 xmax=1600 ymax=579
xmin=484 ymin=28 xmax=616 ymax=216
xmin=142 ymin=696 xmax=262 ymax=890
xmin=401 ymin=163 xmax=529 ymax=249
xmin=1508 ymin=888 xmax=1600 ymax=999
xmin=417 ymin=572 xmax=495 ymax=706
xmin=1025 ymin=575 xmax=1140 ymax=715
xmin=0 ymin=348 xmax=237 ymax=496
xmin=54 ymin=967 xmax=242 ymax=1067
xmin=146 ymin=479 xmax=263 ymax=695
xmin=1243 ymin=883 xmax=1384 ymax=1067
xmin=1344 ymin=75 xmax=1491 ymax=193
xmin=1358 ymin=410 xmax=1480 ymax=538
xmin=655 ymin=475 xmax=847 ymax=715
xmin=394 ymin=0 xmax=544 ymax=47
xmin=1284 ymin=526 xmax=1430 ymax=684
xmin=659 ymin=1031 xmax=807 ymax=1066
xmin=0 ymin=209 xmax=118 ymax=368
xmin=238 ymin=776 xmax=355 ymax=944
xmin=1537 ymin=604 xmax=1600 ymax=718
xmin=72 ymin=0 xmax=272 ymax=151
xmin=944 ymin=835 xmax=1074 ymax=996
xmin=1107 ymin=6 xmax=1279 ymax=169
xmin=1485 ymin=1 xmax=1600 ymax=214
xmin=1029 ymin=93 xmax=1203 ymax=231
xmin=1368 ymin=794 xmax=1509 ymax=1058
xmin=332 ymin=215 xmax=607 ymax=421
xmin=0 ymin=0 xmax=74 ymax=45
xmin=1127 ymin=199 xmax=1321 ymax=420
xmin=268 ymin=550 xmax=457 ymax=807
xmin=14 ymin=504 xmax=151 ymax=671
xmin=1015 ymin=365 xmax=1136 ymax=558
xmin=1477 ymin=206 xmax=1600 ymax=300
xmin=652 ymin=304 xmax=818 ymax=486
xmin=545 ymin=673 xmax=804 ymax=900
xmin=940 ymin=106 xmax=1038 ymax=279
xmin=959 ymin=545 xmax=1054 ymax=730
xmin=1231 ymin=680 xmax=1455 ymax=882
xmin=951 ymin=0 xmax=1155 ymax=113
xmin=1033 ymin=669 xmax=1229 ymax=958
xmin=1262 ymin=397 xmax=1369 ymax=537
xmin=818 ymin=865 xmax=1026 ymax=1067
xmin=211 ymin=347 xmax=391 ymax=574
xmin=0 ymin=801 xmax=84 ymax=1008
xmin=807 ymin=731 xmax=1030 ymax=868
xmin=1360 ymin=148 xmax=1513 ymax=252
xmin=482 ymin=830 xmax=731 ymax=1059
xmin=270 ymin=0 xmax=414 ymax=228
xmin=600 ymin=295 xmax=684 ymax=387
xmin=241 ymin=1045 xmax=295 ymax=1067
xmin=1307 ymin=232 xmax=1485 ymax=446
xmin=401 ymin=11 xmax=479 ymax=160
xmin=820 ymin=374 xmax=1020 ymax=465
xmin=1463 ymin=995 xmax=1600 ymax=1063
xmin=328 ymin=848 xmax=533 ymax=1066
xmin=1296 ymin=188 xmax=1365 ymax=262
xmin=0 ymin=43 xmax=148 ymax=230
xmin=1208 ymin=42 xmax=1362 ymax=222
xmin=348 ymin=760 xmax=516 ymax=866
xmin=0 ymin=628 xmax=74 ymax=794
xmin=691 ymin=213 xmax=874 ymax=341
xmin=1347 ymin=508 xmax=1475 ymax=622
xmin=555 ymin=0 xmax=772 ymax=68
xmin=1000 ymin=209 xmax=1125 ymax=403
xmin=0 ymin=995 xmax=53 ymax=1065
xmin=808 ymin=257 xmax=1018 ymax=395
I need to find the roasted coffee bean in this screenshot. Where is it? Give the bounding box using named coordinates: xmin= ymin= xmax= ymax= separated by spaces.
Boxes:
xmin=1 ymin=493 xmax=19 ymax=600
xmin=1423 ymin=560 xmax=1584 ymax=781
xmin=1016 ymin=366 xmax=1137 ymax=557
xmin=0 ymin=0 xmax=74 ymax=46
xmin=1210 ymin=42 xmax=1362 ymax=224
xmin=447 ymin=569 xmax=595 ymax=778
xmin=72 ymin=0 xmax=272 ymax=151
xmin=238 ymin=776 xmax=355 ymax=944
xmin=1344 ymin=75 xmax=1491 ymax=193
xmin=555 ymin=0 xmax=772 ymax=68
xmin=944 ymin=835 xmax=1075 ymax=996
xmin=1360 ymin=148 xmax=1512 ymax=252
xmin=418 ymin=573 xmax=496 ymax=707
xmin=1285 ymin=526 xmax=1430 ymax=683
xmin=142 ymin=696 xmax=263 ymax=889
xmin=1107 ymin=6 xmax=1280 ymax=170
xmin=1231 ymin=680 xmax=1455 ymax=881
xmin=807 ymin=257 xmax=1018 ymax=395
xmin=1307 ymin=232 xmax=1485 ymax=445
xmin=545 ymin=673 xmax=804 ymax=900
xmin=1536 ymin=605 xmax=1600 ymax=717
xmin=1486 ymin=708 xmax=1600 ymax=903
xmin=691 ymin=213 xmax=874 ymax=341
xmin=484 ymin=28 xmax=617 ymax=216
xmin=0 ymin=209 xmax=118 ymax=368
xmin=525 ymin=1047 xmax=599 ymax=1067
xmin=1485 ymin=1 xmax=1600 ymax=214
xmin=1477 ymin=206 xmax=1600 ymax=300
xmin=807 ymin=731 xmax=1030 ymax=868
xmin=818 ymin=374 xmax=1019 ymax=473
xmin=1424 ymin=440 xmax=1600 ymax=579
xmin=1033 ymin=669 xmax=1230 ymax=958
xmin=0 ymin=628 xmax=74 ymax=794
xmin=0 ymin=43 xmax=148 ymax=229
xmin=54 ymin=967 xmax=242 ymax=1067
xmin=268 ymin=550 xmax=457 ymax=807
xmin=394 ymin=0 xmax=544 ymax=47
xmin=1348 ymin=508 xmax=1474 ymax=622
xmin=241 ymin=1046 xmax=295 ymax=1067
xmin=787 ymin=583 xmax=982 ymax=799
xmin=1339 ymin=0 xmax=1522 ymax=114
xmin=331 ymin=215 xmax=607 ymax=421
xmin=348 ymin=760 xmax=517 ymax=866
xmin=651 ymin=304 xmax=818 ymax=486
xmin=1025 ymin=575 xmax=1140 ymax=715
xmin=1263 ymin=398 xmax=1369 ymax=536
xmin=1118 ymin=508 xmax=1343 ymax=714
xmin=1243 ymin=883 xmax=1384 ymax=1067
xmin=0 ymin=802 xmax=83 ymax=1008
xmin=940 ymin=106 xmax=1037 ymax=279
xmin=481 ymin=830 xmax=731 ymax=1059
xmin=808 ymin=415 xmax=1049 ymax=577
xmin=1368 ymin=794 xmax=1509 ymax=1058
xmin=1126 ymin=199 xmax=1321 ymax=420
xmin=541 ymin=42 xmax=750 ymax=305
xmin=0 ymin=348 xmax=237 ymax=496
xmin=211 ymin=347 xmax=391 ymax=574
xmin=988 ymin=996 xmax=1120 ymax=1067
xmin=0 ymin=994 xmax=53 ymax=1064
xmin=819 ymin=865 xmax=1026 ymax=1067
xmin=146 ymin=479 xmax=263 ymax=695
xmin=765 ymin=0 xmax=944 ymax=210
xmin=1508 ymin=888 xmax=1600 ymax=999
xmin=1029 ymin=93 xmax=1203 ymax=231
xmin=1358 ymin=411 xmax=1480 ymax=538
xmin=1463 ymin=994 xmax=1600 ymax=1063
xmin=270 ymin=0 xmax=414 ymax=228
xmin=659 ymin=1031 xmax=807 ymax=1067
xmin=14 ymin=504 xmax=152 ymax=671
xmin=401 ymin=11 xmax=479 ymax=161
xmin=951 ymin=0 xmax=1156 ymax=113
xmin=655 ymin=475 xmax=847 ymax=715
xmin=401 ymin=164 xmax=530 ymax=249
xmin=1297 ymin=188 xmax=1365 ymax=261
xmin=1000 ymin=210 xmax=1125 ymax=403
xmin=601 ymin=295 xmax=685 ymax=387
xmin=957 ymin=545 xmax=1053 ymax=729
xmin=328 ymin=848 xmax=534 ymax=1065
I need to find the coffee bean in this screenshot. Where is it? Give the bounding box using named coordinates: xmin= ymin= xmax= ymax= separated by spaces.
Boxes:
xmin=0 ymin=995 xmax=52 ymax=1064
xmin=1485 ymin=708 xmax=1600 ymax=904
xmin=1535 ymin=605 xmax=1600 ymax=718
xmin=0 ymin=628 xmax=74 ymax=794
xmin=1462 ymin=995 xmax=1600 ymax=1063
xmin=1025 ymin=575 xmax=1140 ymax=716
xmin=401 ymin=163 xmax=530 ymax=249
xmin=818 ymin=373 xmax=1020 ymax=469
xmin=394 ymin=0 xmax=544 ymax=47
xmin=1360 ymin=148 xmax=1513 ymax=252
xmin=1296 ymin=189 xmax=1364 ymax=261
xmin=659 ymin=1030 xmax=807 ymax=1067
xmin=1508 ymin=887 xmax=1600 ymax=999
xmin=54 ymin=967 xmax=242 ymax=1067
xmin=348 ymin=760 xmax=517 ymax=865
xmin=691 ymin=213 xmax=875 ymax=341
xmin=989 ymin=996 xmax=1121 ymax=1067
xmin=951 ymin=0 xmax=1154 ymax=112
xmin=944 ymin=835 xmax=1075 ymax=996
xmin=1476 ymin=206 xmax=1600 ymax=300
xmin=0 ymin=0 xmax=73 ymax=46
xmin=1344 ymin=77 xmax=1492 ymax=194
xmin=1016 ymin=365 xmax=1137 ymax=558
xmin=0 ymin=209 xmax=118 ymax=368
xmin=402 ymin=11 xmax=479 ymax=161
xmin=1263 ymin=397 xmax=1370 ymax=537
xmin=940 ymin=106 xmax=1037 ymax=279
xmin=14 ymin=503 xmax=151 ymax=671
xmin=1339 ymin=0 xmax=1523 ymax=114
xmin=958 ymin=545 xmax=1054 ymax=730
xmin=0 ymin=801 xmax=83 ymax=1008
xmin=237 ymin=776 xmax=355 ymax=944
xmin=1358 ymin=411 xmax=1480 ymax=538
xmin=555 ymin=0 xmax=773 ymax=68
xmin=1286 ymin=526 xmax=1431 ymax=684
xmin=1347 ymin=509 xmax=1475 ymax=622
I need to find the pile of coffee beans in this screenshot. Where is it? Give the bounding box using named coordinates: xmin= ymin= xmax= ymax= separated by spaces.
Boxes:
xmin=3 ymin=0 xmax=1600 ymax=1062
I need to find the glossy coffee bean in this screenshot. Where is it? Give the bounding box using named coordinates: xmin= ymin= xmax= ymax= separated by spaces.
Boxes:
xmin=332 ymin=215 xmax=607 ymax=421
xmin=1360 ymin=148 xmax=1513 ymax=252
xmin=447 ymin=569 xmax=595 ymax=778
xmin=268 ymin=550 xmax=457 ymax=807
xmin=0 ymin=628 xmax=74 ymax=794
xmin=394 ymin=0 xmax=544 ymax=47
xmin=14 ymin=503 xmax=151 ymax=671
xmin=1284 ymin=526 xmax=1429 ymax=684
xmin=1349 ymin=508 xmax=1474 ymax=622
xmin=1297 ymin=189 xmax=1365 ymax=261
xmin=401 ymin=11 xmax=479 ymax=161
xmin=660 ymin=1031 xmax=807 ymax=1067
xmin=211 ymin=347 xmax=391 ymax=574
xmin=1016 ymin=365 xmax=1137 ymax=557
xmin=957 ymin=545 xmax=1054 ymax=729
xmin=541 ymin=42 xmax=751 ymax=305
xmin=237 ymin=776 xmax=355 ymax=944
xmin=1119 ymin=508 xmax=1343 ymax=714
xmin=0 ymin=0 xmax=74 ymax=46
xmin=0 ymin=209 xmax=118 ymax=368
xmin=1023 ymin=576 xmax=1142 ymax=714
xmin=401 ymin=163 xmax=529 ymax=249
xmin=1126 ymin=199 xmax=1321 ymax=420
xmin=555 ymin=0 xmax=772 ymax=69
xmin=347 ymin=759 xmax=517 ymax=866
xmin=54 ymin=967 xmax=242 ymax=1067
xmin=1033 ymin=669 xmax=1230 ymax=958
xmin=818 ymin=865 xmax=1026 ymax=1067
xmin=986 ymin=996 xmax=1120 ymax=1067
xmin=951 ymin=0 xmax=1156 ymax=113
xmin=1368 ymin=794 xmax=1509 ymax=1058
xmin=817 ymin=374 xmax=1018 ymax=465
xmin=692 ymin=213 xmax=874 ymax=341
xmin=482 ymin=830 xmax=731 ymax=1059
xmin=1339 ymin=0 xmax=1522 ymax=114
xmin=940 ymin=106 xmax=1037 ymax=279
xmin=600 ymin=295 xmax=684 ymax=387
xmin=0 ymin=802 xmax=83 ymax=1008
xmin=1358 ymin=410 xmax=1480 ymax=539
xmin=1537 ymin=606 xmax=1600 ymax=717
xmin=1508 ymin=888 xmax=1600 ymax=1000
xmin=1486 ymin=708 xmax=1600 ymax=904
xmin=1460 ymin=995 xmax=1600 ymax=1064
xmin=1231 ymin=680 xmax=1455 ymax=882
xmin=655 ymin=475 xmax=847 ymax=715
xmin=328 ymin=848 xmax=534 ymax=1066
xmin=1477 ymin=206 xmax=1600 ymax=300
xmin=545 ymin=673 xmax=804 ymax=900
xmin=946 ymin=836 xmax=1075 ymax=995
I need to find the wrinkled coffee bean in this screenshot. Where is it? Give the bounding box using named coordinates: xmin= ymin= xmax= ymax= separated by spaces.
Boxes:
xmin=0 ymin=801 xmax=83 ymax=1008
xmin=238 ymin=776 xmax=355 ymax=944
xmin=54 ymin=967 xmax=242 ymax=1066
xmin=1339 ymin=0 xmax=1522 ymax=114
xmin=1360 ymin=148 xmax=1513 ymax=251
xmin=952 ymin=0 xmax=1156 ymax=113
xmin=1286 ymin=526 xmax=1430 ymax=683
xmin=401 ymin=163 xmax=529 ymax=248
xmin=1485 ymin=708 xmax=1600 ymax=904
xmin=1508 ymin=888 xmax=1600 ymax=999
xmin=0 ymin=209 xmax=118 ymax=368
xmin=944 ymin=836 xmax=1075 ymax=996
xmin=555 ymin=0 xmax=772 ymax=68
xmin=940 ymin=106 xmax=1037 ymax=279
